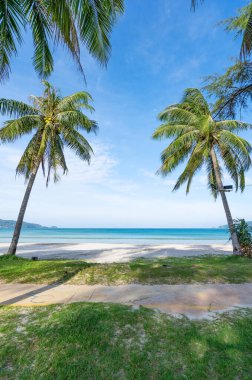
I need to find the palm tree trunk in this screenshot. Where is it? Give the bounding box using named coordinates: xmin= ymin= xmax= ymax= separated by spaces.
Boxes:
xmin=7 ymin=163 xmax=40 ymax=256
xmin=210 ymin=147 xmax=241 ymax=255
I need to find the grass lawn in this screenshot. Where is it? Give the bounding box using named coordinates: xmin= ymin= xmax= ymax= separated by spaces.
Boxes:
xmin=1 ymin=303 xmax=252 ymax=379
xmin=0 ymin=254 xmax=252 ymax=285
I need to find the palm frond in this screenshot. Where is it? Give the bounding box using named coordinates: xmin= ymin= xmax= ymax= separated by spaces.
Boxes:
xmin=16 ymin=130 xmax=42 ymax=178
xmin=0 ymin=115 xmax=42 ymax=142
xmin=45 ymin=135 xmax=68 ymax=186
xmin=0 ymin=99 xmax=38 ymax=117
xmin=46 ymin=0 xmax=85 ymax=78
xmin=57 ymin=110 xmax=98 ymax=133
xmin=0 ymin=0 xmax=23 ymax=82
xmin=71 ymin=0 xmax=123 ymax=65
xmin=216 ymin=119 xmax=251 ymax=132
xmin=206 ymin=158 xmax=218 ymax=199
xmin=182 ymin=88 xmax=210 ymax=116
xmin=217 ymin=144 xmax=240 ymax=192
xmin=153 ymin=123 xmax=195 ymax=139
xmin=158 ymin=106 xmax=198 ymax=127
xmin=24 ymin=0 xmax=54 ymax=78
xmin=61 ymin=126 xmax=93 ymax=162
xmin=158 ymin=142 xmax=194 ymax=176
xmin=160 ymin=130 xmax=198 ymax=159
xmin=239 ymin=169 xmax=245 ymax=191
xmin=57 ymin=91 xmax=94 ymax=112
xmin=219 ymin=130 xmax=252 ymax=169
xmin=240 ymin=9 xmax=252 ymax=59
xmin=173 ymin=142 xmax=206 ymax=193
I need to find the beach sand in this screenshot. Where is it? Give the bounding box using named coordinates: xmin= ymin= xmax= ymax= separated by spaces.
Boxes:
xmin=0 ymin=242 xmax=232 ymax=263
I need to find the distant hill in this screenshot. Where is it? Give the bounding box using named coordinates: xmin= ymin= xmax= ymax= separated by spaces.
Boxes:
xmin=0 ymin=219 xmax=57 ymax=229
xmin=219 ymin=221 xmax=252 ymax=228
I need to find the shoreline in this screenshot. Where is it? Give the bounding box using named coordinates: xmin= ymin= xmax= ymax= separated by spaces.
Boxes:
xmin=0 ymin=242 xmax=233 ymax=263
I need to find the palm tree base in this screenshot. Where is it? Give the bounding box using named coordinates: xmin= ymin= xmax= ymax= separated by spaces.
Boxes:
xmin=7 ymin=246 xmax=16 ymax=255
xmin=6 ymin=237 xmax=18 ymax=255
xmin=233 ymin=249 xmax=242 ymax=256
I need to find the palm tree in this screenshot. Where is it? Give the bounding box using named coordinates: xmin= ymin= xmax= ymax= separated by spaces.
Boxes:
xmin=153 ymin=88 xmax=252 ymax=255
xmin=0 ymin=81 xmax=97 ymax=255
xmin=0 ymin=0 xmax=124 ymax=82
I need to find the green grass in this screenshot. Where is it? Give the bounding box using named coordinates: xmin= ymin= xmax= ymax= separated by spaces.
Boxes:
xmin=0 ymin=255 xmax=90 ymax=284
xmin=1 ymin=303 xmax=252 ymax=379
xmin=0 ymin=254 xmax=252 ymax=285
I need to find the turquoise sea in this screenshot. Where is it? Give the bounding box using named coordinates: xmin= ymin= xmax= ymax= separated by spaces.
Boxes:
xmin=0 ymin=228 xmax=230 ymax=245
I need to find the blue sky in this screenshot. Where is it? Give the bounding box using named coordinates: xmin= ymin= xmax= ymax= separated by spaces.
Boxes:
xmin=0 ymin=0 xmax=251 ymax=228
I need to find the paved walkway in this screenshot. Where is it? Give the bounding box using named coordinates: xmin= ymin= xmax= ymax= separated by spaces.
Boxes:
xmin=1 ymin=283 xmax=252 ymax=319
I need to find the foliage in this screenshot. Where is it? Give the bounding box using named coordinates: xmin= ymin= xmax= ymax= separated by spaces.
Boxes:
xmin=192 ymin=1 xmax=252 ymax=117
xmin=233 ymin=218 xmax=252 ymax=257
xmin=191 ymin=1 xmax=252 ymax=59
xmin=202 ymin=3 xmax=252 ymax=118
xmin=204 ymin=60 xmax=252 ymax=118
xmin=0 ymin=0 xmax=124 ymax=82
xmin=1 ymin=255 xmax=252 ymax=285
xmin=153 ymin=88 xmax=252 ymax=198
xmin=1 ymin=304 xmax=252 ymax=379
xmin=222 ymin=2 xmax=252 ymax=60
xmin=0 ymin=81 xmax=97 ymax=184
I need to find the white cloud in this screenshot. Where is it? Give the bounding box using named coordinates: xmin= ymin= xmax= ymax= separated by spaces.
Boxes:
xmin=0 ymin=142 xmax=118 ymax=185
xmin=63 ymin=142 xmax=118 ymax=185
xmin=0 ymin=145 xmax=24 ymax=168
xmin=140 ymin=168 xmax=177 ymax=187
xmin=0 ymin=142 xmax=251 ymax=228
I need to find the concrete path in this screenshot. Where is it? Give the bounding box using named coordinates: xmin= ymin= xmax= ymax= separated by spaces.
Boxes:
xmin=1 ymin=283 xmax=252 ymax=319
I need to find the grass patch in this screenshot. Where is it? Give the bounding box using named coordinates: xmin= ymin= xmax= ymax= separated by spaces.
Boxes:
xmin=0 ymin=255 xmax=90 ymax=284
xmin=0 ymin=254 xmax=252 ymax=285
xmin=0 ymin=304 xmax=252 ymax=379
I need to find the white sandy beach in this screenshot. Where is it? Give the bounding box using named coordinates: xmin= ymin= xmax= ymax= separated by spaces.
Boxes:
xmin=0 ymin=242 xmax=232 ymax=263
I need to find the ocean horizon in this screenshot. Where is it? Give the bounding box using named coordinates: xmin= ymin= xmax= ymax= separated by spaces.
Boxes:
xmin=0 ymin=228 xmax=231 ymax=245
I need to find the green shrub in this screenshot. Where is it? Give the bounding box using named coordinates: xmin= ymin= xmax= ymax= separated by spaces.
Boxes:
xmin=233 ymin=219 xmax=252 ymax=257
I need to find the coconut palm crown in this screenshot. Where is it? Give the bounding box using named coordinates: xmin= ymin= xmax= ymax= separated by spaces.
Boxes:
xmin=0 ymin=81 xmax=97 ymax=182
xmin=153 ymin=88 xmax=251 ymax=197
xmin=153 ymin=88 xmax=252 ymax=254
xmin=0 ymin=81 xmax=97 ymax=254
